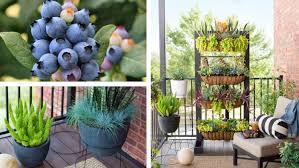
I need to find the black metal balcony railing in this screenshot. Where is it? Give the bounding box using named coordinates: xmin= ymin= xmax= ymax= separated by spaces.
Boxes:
xmin=0 ymin=86 xmax=81 ymax=136
xmin=151 ymin=76 xmax=283 ymax=151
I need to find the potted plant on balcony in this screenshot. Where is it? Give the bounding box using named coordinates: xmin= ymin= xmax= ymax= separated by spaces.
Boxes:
xmin=197 ymin=119 xmax=249 ymax=140
xmin=200 ymin=58 xmax=249 ymax=85
xmin=4 ymin=100 xmax=53 ymax=167
xmin=66 ymin=87 xmax=136 ymax=157
xmin=280 ymin=142 xmax=299 ymax=168
xmin=169 ymin=68 xmax=188 ymax=98
xmin=156 ymin=95 xmax=181 ymax=134
xmin=195 ymin=86 xmax=249 ymax=114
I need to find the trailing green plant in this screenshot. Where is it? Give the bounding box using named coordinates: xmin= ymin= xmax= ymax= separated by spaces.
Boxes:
xmin=169 ymin=68 xmax=187 ymax=80
xmin=280 ymin=142 xmax=299 ymax=168
xmin=151 ymin=80 xmax=162 ymax=104
xmin=196 ymin=36 xmax=208 ymax=52
xmin=220 ymin=37 xmax=235 ymax=53
xmin=197 ymin=119 xmax=249 ymax=133
xmin=207 ymin=34 xmax=219 ymax=51
xmin=234 ymin=35 xmax=248 ymax=52
xmin=66 ymin=87 xmax=136 ymax=138
xmin=155 ymin=95 xmax=181 ymax=117
xmin=4 ymin=100 xmax=53 ymax=147
xmin=260 ymin=79 xmax=296 ymax=115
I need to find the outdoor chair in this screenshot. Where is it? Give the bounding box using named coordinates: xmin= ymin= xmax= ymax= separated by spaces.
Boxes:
xmin=233 ymin=96 xmax=298 ymax=168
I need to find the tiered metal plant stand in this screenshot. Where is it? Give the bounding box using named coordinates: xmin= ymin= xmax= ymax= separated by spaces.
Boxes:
xmin=194 ymin=31 xmax=250 ymax=154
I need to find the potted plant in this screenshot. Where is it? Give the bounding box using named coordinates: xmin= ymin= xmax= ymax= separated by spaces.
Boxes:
xmin=169 ymin=68 xmax=188 ymax=98
xmin=200 ymin=58 xmax=249 ymax=85
xmin=66 ymin=87 xmax=136 ymax=157
xmin=280 ymin=142 xmax=299 ymax=168
xmin=197 ymin=119 xmax=249 ymax=140
xmin=4 ymin=100 xmax=53 ymax=167
xmin=195 ymin=86 xmax=250 ymax=114
xmin=155 ymin=95 xmax=181 ymax=133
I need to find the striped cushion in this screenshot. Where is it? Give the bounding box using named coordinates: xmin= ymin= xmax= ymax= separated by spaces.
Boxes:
xmin=256 ymin=114 xmax=288 ymax=139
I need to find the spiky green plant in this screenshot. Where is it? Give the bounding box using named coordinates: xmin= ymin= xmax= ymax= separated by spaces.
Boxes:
xmin=4 ymin=100 xmax=53 ymax=147
xmin=155 ymin=95 xmax=181 ymax=117
xmin=66 ymin=87 xmax=136 ymax=138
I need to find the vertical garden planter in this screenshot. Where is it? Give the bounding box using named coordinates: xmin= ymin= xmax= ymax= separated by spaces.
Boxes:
xmin=158 ymin=114 xmax=180 ymax=133
xmin=79 ymin=121 xmax=130 ymax=157
xmin=13 ymin=138 xmax=50 ymax=167
xmin=171 ymin=80 xmax=187 ymax=98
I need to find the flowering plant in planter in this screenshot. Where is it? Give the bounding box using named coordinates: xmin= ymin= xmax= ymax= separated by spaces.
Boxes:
xmin=195 ymin=86 xmax=250 ymax=114
xmin=197 ymin=119 xmax=249 ymax=140
xmin=196 ymin=19 xmax=249 ymax=54
xmin=66 ymin=87 xmax=136 ymax=156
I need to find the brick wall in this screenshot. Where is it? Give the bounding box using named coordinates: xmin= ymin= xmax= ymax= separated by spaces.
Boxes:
xmin=274 ymin=0 xmax=299 ymax=97
xmin=122 ymin=87 xmax=147 ymax=166
xmin=41 ymin=87 xmax=147 ymax=165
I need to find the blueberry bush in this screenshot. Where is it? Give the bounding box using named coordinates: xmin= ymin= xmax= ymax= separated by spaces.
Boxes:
xmin=0 ymin=0 xmax=146 ymax=81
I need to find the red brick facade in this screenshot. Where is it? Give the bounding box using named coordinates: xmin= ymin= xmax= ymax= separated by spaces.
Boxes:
xmin=274 ymin=0 xmax=299 ymax=97
xmin=42 ymin=87 xmax=147 ymax=165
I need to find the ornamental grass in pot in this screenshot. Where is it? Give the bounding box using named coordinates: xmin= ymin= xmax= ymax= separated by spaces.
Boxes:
xmin=4 ymin=100 xmax=53 ymax=167
xmin=169 ymin=68 xmax=188 ymax=98
xmin=66 ymin=87 xmax=136 ymax=157
xmin=156 ymin=95 xmax=181 ymax=134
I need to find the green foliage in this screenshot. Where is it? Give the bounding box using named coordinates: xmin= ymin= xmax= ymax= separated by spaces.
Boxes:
xmin=151 ymin=81 xmax=162 ymax=104
xmin=207 ymin=34 xmax=218 ymax=51
xmin=220 ymin=37 xmax=234 ymax=53
xmin=155 ymin=95 xmax=181 ymax=117
xmin=66 ymin=87 xmax=136 ymax=138
xmin=197 ymin=119 xmax=249 ymax=133
xmin=260 ymin=80 xmax=296 ymax=115
xmin=4 ymin=100 xmax=53 ymax=147
xmin=169 ymin=68 xmax=187 ymax=80
xmin=280 ymin=142 xmax=299 ymax=168
xmin=234 ymin=35 xmax=249 ymax=52
xmin=196 ymin=35 xmax=207 ymax=52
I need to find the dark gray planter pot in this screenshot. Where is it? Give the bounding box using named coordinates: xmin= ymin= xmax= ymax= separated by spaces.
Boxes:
xmin=158 ymin=114 xmax=180 ymax=133
xmin=13 ymin=138 xmax=50 ymax=167
xmin=79 ymin=121 xmax=130 ymax=157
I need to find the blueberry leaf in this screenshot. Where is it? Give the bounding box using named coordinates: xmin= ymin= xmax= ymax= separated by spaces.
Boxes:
xmin=120 ymin=41 xmax=146 ymax=78
xmin=0 ymin=32 xmax=35 ymax=70
xmin=129 ymin=13 xmax=146 ymax=43
xmin=94 ymin=24 xmax=116 ymax=65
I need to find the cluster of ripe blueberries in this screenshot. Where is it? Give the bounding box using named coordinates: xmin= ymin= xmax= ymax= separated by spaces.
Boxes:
xmin=30 ymin=0 xmax=135 ymax=81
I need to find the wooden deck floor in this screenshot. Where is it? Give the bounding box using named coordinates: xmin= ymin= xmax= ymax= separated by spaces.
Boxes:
xmin=0 ymin=123 xmax=140 ymax=168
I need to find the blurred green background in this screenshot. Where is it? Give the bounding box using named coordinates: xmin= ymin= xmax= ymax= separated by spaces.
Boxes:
xmin=0 ymin=0 xmax=146 ymax=81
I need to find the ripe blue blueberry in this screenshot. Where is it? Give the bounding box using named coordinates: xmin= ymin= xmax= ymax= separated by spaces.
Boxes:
xmin=49 ymin=38 xmax=72 ymax=55
xmin=106 ymin=45 xmax=124 ymax=64
xmin=31 ymin=40 xmax=50 ymax=60
xmin=73 ymin=42 xmax=94 ymax=63
xmin=61 ymin=66 xmax=81 ymax=81
xmin=41 ymin=0 xmax=62 ymax=19
xmin=31 ymin=63 xmax=51 ymax=80
xmin=86 ymin=38 xmax=100 ymax=57
xmin=66 ymin=24 xmax=88 ymax=44
xmin=38 ymin=53 xmax=59 ymax=74
xmin=46 ymin=17 xmax=67 ymax=38
xmin=86 ymin=23 xmax=96 ymax=37
xmin=58 ymin=48 xmax=78 ymax=70
xmin=73 ymin=9 xmax=90 ymax=26
xmin=81 ymin=59 xmax=100 ymax=81
xmin=31 ymin=19 xmax=49 ymax=40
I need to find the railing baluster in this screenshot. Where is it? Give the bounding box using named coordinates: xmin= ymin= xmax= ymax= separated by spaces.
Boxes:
xmin=260 ymin=79 xmax=262 ymax=115
xmin=40 ymin=87 xmax=44 ymax=109
xmin=17 ymin=87 xmax=20 ymax=102
xmin=51 ymin=87 xmax=54 ymax=118
xmin=6 ymin=87 xmax=9 ymax=122
xmin=253 ymin=79 xmax=256 ymax=120
xmin=29 ymin=87 xmax=32 ymax=106
xmin=61 ymin=87 xmax=65 ymax=116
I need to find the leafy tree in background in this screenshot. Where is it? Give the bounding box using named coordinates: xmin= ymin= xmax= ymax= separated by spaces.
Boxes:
xmin=0 ymin=0 xmax=146 ymax=80
xmin=152 ymin=7 xmax=273 ymax=79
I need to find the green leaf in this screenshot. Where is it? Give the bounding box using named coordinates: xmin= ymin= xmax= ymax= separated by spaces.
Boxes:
xmin=19 ymin=0 xmax=40 ymax=24
xmin=0 ymin=32 xmax=35 ymax=70
xmin=120 ymin=41 xmax=146 ymax=78
xmin=129 ymin=13 xmax=146 ymax=43
xmin=94 ymin=24 xmax=116 ymax=65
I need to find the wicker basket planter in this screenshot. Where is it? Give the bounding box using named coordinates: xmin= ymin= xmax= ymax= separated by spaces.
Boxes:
xmin=201 ymin=131 xmax=236 ymax=140
xmin=201 ymin=75 xmax=245 ymax=85
xmin=201 ymin=100 xmax=243 ymax=109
